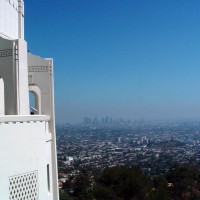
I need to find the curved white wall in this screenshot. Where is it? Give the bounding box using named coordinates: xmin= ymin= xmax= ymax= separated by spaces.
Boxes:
xmin=0 ymin=0 xmax=23 ymax=39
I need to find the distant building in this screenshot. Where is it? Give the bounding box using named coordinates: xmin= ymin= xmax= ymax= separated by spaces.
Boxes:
xmin=0 ymin=0 xmax=59 ymax=199
xmin=84 ymin=117 xmax=91 ymax=125
xmin=118 ymin=137 xmax=122 ymax=143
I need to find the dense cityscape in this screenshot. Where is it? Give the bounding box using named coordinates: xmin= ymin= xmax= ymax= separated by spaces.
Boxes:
xmin=57 ymin=118 xmax=200 ymax=199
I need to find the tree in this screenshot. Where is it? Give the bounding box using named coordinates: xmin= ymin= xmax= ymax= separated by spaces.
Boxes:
xmin=167 ymin=164 xmax=200 ymax=200
xmin=93 ymin=165 xmax=150 ymax=200
xmin=149 ymin=176 xmax=171 ymax=200
xmin=59 ymin=189 xmax=73 ymax=200
xmin=73 ymin=170 xmax=93 ymax=200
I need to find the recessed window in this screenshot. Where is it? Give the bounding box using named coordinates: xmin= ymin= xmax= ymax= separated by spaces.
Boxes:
xmin=47 ymin=164 xmax=50 ymax=193
xmin=0 ymin=78 xmax=5 ymax=115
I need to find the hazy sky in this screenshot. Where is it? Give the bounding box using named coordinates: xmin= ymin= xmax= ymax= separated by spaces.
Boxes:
xmin=25 ymin=0 xmax=200 ymax=123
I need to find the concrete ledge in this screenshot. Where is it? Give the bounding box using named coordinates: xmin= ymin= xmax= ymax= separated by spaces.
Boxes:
xmin=0 ymin=115 xmax=50 ymax=123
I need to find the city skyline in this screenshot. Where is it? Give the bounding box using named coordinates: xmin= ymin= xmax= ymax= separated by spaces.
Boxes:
xmin=25 ymin=0 xmax=200 ymax=123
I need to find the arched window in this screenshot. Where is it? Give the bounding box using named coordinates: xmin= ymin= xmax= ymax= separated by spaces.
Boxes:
xmin=0 ymin=77 xmax=5 ymax=115
xmin=29 ymin=85 xmax=41 ymax=115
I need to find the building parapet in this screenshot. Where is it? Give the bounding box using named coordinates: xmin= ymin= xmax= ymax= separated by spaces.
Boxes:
xmin=0 ymin=115 xmax=50 ymax=123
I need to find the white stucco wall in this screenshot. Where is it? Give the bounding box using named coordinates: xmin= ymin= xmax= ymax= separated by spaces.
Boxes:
xmin=0 ymin=37 xmax=29 ymax=115
xmin=28 ymin=54 xmax=59 ymax=200
xmin=0 ymin=0 xmax=19 ymax=39
xmin=0 ymin=116 xmax=53 ymax=200
xmin=0 ymin=1 xmax=58 ymax=198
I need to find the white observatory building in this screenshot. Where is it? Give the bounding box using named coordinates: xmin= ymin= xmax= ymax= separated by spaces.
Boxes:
xmin=0 ymin=0 xmax=59 ymax=199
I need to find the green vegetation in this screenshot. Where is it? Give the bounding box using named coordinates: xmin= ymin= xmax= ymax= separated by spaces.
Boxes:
xmin=60 ymin=164 xmax=200 ymax=200
xmin=167 ymin=164 xmax=200 ymax=200
xmin=93 ymin=166 xmax=149 ymax=200
xmin=59 ymin=189 xmax=73 ymax=200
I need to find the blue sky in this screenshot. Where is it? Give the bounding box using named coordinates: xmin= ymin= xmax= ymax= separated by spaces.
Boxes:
xmin=25 ymin=0 xmax=200 ymax=123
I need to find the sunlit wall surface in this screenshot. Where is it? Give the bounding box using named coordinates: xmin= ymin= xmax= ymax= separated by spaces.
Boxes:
xmin=0 ymin=0 xmax=22 ymax=39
